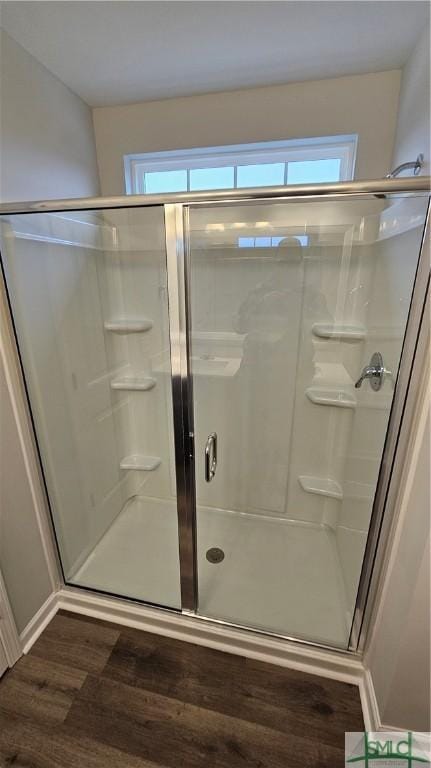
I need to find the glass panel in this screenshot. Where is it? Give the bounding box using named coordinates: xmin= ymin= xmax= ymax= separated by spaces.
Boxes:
xmin=0 ymin=207 xmax=181 ymax=608
xmin=287 ymin=158 xmax=341 ymax=184
xmin=237 ymin=162 xmax=285 ymax=187
xmin=190 ymin=166 xmax=235 ymax=191
xmin=144 ymin=169 xmax=187 ymax=193
xmin=188 ymin=194 xmax=428 ymax=647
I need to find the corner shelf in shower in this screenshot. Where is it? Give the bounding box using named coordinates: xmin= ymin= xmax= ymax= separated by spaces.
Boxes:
xmin=111 ymin=376 xmax=156 ymax=392
xmin=306 ymin=387 xmax=357 ymax=409
xmin=120 ymin=455 xmax=161 ymax=471
xmin=312 ymin=323 xmax=366 ymax=340
xmin=299 ymin=475 xmax=343 ymax=500
xmin=104 ymin=319 xmax=153 ymax=333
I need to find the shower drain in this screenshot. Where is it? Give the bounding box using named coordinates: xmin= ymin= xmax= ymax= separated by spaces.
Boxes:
xmin=206 ymin=547 xmax=225 ymax=564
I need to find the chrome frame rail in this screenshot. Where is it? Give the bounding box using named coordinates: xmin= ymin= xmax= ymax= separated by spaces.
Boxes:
xmin=0 ymin=176 xmax=429 ymax=215
xmin=164 ymin=204 xmax=197 ymax=611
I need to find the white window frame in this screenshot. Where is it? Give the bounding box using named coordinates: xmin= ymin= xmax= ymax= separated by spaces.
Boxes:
xmin=124 ymin=135 xmax=357 ymax=195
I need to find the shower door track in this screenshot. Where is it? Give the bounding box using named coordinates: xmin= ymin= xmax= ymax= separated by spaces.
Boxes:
xmin=1 ymin=176 xmax=429 ymax=656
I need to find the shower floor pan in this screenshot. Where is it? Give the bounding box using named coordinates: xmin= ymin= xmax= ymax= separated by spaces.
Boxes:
xmin=72 ymin=497 xmax=349 ymax=648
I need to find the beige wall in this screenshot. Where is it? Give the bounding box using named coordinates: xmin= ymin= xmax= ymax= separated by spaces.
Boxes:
xmin=0 ymin=332 xmax=55 ymax=633
xmin=366 ymin=368 xmax=430 ymax=730
xmin=0 ymin=30 xmax=100 ymax=633
xmin=390 ymin=27 xmax=430 ymax=176
xmin=93 ymin=70 xmax=401 ymax=195
xmin=364 ymin=28 xmax=431 ymax=732
xmin=0 ymin=29 xmax=100 ymax=202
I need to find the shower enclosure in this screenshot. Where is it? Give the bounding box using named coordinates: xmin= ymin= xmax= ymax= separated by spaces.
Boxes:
xmin=1 ymin=178 xmax=429 ymax=652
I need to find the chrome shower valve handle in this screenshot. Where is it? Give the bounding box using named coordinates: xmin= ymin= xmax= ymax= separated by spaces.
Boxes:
xmin=355 ymin=352 xmax=390 ymax=391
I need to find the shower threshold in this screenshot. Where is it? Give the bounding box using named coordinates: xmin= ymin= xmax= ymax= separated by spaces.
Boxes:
xmin=71 ymin=497 xmax=349 ymax=648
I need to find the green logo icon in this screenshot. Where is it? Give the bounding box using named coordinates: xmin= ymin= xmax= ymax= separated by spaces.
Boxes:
xmin=345 ymin=732 xmax=431 ymax=767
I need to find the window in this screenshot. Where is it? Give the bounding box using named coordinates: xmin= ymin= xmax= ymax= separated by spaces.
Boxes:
xmin=124 ymin=135 xmax=357 ymax=195
xmin=238 ymin=235 xmax=309 ymax=248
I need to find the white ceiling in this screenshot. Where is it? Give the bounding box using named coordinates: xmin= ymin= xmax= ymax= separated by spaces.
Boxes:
xmin=0 ymin=1 xmax=428 ymax=107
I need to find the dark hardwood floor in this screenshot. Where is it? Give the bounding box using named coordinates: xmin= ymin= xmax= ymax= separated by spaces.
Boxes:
xmin=0 ymin=610 xmax=364 ymax=767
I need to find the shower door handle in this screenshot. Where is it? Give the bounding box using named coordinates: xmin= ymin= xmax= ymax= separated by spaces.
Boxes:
xmin=205 ymin=432 xmax=217 ymax=482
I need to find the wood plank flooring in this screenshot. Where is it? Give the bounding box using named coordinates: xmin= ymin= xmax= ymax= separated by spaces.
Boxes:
xmin=0 ymin=610 xmax=364 ymax=767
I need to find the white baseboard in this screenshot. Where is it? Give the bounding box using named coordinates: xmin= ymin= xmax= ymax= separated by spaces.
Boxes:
xmin=359 ymin=668 xmax=381 ymax=731
xmin=19 ymin=592 xmax=59 ymax=654
xmin=57 ymin=586 xmax=364 ymax=686
xmin=0 ymin=570 xmax=22 ymax=666
xmin=359 ymin=668 xmax=404 ymax=732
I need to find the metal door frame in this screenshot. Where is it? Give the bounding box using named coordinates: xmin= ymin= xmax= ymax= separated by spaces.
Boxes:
xmin=0 ymin=177 xmax=429 ymax=654
xmin=164 ymin=204 xmax=197 ymax=612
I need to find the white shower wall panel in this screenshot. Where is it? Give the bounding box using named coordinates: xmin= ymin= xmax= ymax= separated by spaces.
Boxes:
xmin=286 ymin=242 xmax=374 ymax=526
xmin=190 ymin=247 xmax=302 ymax=515
xmin=335 ymin=202 xmax=427 ymax=611
xmin=189 ymin=200 xmax=382 ymax=526
xmin=98 ymin=208 xmax=177 ymax=503
xmin=1 ymin=216 xmax=133 ymax=576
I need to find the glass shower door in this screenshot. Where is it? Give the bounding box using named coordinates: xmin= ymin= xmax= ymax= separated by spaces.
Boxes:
xmin=1 ymin=206 xmax=181 ymax=608
xmin=188 ymin=194 xmax=428 ymax=648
